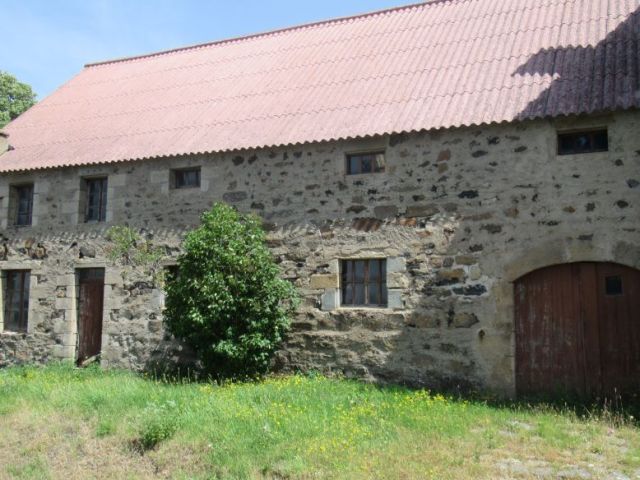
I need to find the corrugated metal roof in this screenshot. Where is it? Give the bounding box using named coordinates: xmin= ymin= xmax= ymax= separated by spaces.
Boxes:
xmin=1 ymin=0 xmax=639 ymax=172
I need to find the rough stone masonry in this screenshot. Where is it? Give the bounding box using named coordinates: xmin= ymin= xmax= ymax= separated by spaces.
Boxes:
xmin=0 ymin=111 xmax=638 ymax=395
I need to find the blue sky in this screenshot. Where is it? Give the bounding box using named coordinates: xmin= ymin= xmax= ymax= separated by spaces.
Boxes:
xmin=3 ymin=1 xmax=409 ymax=99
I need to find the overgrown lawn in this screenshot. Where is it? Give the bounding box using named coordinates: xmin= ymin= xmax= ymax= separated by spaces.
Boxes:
xmin=0 ymin=363 xmax=638 ymax=479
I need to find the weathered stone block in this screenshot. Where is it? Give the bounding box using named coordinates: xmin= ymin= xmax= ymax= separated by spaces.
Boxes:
xmin=453 ymin=284 xmax=487 ymax=296
xmin=53 ymin=319 xmax=76 ymax=334
xmin=321 ymin=288 xmax=339 ymax=311
xmin=437 ymin=149 xmax=451 ymax=162
xmin=387 ymin=272 xmax=409 ymax=288
xmin=54 ymin=297 xmax=74 ymax=310
xmin=481 ymin=224 xmax=502 ymax=234
xmin=468 ymin=265 xmax=482 ymax=281
xmin=104 ymin=270 xmax=122 ymax=286
xmin=453 ymin=312 xmax=479 ymax=328
xmin=51 ymin=344 xmax=75 ymax=359
xmin=455 ymin=255 xmax=477 ymax=265
xmin=436 ymin=269 xmax=465 ymax=285
xmin=149 ymin=170 xmax=167 ymax=183
xmin=406 ymin=205 xmax=438 ymax=218
xmin=109 ymin=174 xmax=127 ymax=187
xmin=223 ymin=191 xmax=247 ymax=202
xmin=373 ymin=205 xmax=398 ymax=219
xmin=387 ymin=290 xmax=404 ymax=309
xmin=310 ymin=274 xmax=338 ymax=289
xmin=327 ymin=259 xmax=340 ymax=275
xmin=387 ymin=256 xmax=406 ymax=273
xmin=406 ymin=311 xmax=441 ymax=328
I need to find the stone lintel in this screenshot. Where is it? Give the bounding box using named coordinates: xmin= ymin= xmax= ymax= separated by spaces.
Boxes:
xmin=310 ymin=274 xmax=339 ymax=289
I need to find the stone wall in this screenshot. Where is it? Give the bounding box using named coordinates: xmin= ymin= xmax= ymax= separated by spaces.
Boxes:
xmin=0 ymin=111 xmax=638 ymax=395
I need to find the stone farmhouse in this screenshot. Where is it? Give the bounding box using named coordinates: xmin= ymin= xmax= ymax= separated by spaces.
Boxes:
xmin=0 ymin=0 xmax=638 ymax=397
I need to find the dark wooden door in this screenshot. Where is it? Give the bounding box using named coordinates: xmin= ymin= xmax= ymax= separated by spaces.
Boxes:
xmin=77 ymin=268 xmax=105 ymax=365
xmin=515 ymin=262 xmax=640 ymax=398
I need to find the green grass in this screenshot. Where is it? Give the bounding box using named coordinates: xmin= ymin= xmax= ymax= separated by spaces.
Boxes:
xmin=0 ymin=363 xmax=638 ymax=479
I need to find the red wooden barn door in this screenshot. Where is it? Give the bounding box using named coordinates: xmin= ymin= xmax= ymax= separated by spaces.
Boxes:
xmin=515 ymin=262 xmax=640 ymax=398
xmin=77 ymin=268 xmax=105 ymax=365
xmin=595 ymin=263 xmax=640 ymax=395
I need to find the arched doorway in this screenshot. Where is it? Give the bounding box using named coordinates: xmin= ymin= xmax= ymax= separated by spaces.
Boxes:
xmin=515 ymin=262 xmax=640 ymax=398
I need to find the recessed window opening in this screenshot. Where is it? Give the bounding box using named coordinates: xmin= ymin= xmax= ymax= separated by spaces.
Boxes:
xmin=557 ymin=129 xmax=608 ymax=155
xmin=11 ymin=184 xmax=34 ymax=226
xmin=341 ymin=259 xmax=387 ymax=307
xmin=84 ymin=177 xmax=108 ymax=223
xmin=172 ymin=167 xmax=201 ymax=189
xmin=346 ymin=151 xmax=385 ymax=175
xmin=3 ymin=270 xmax=30 ymax=332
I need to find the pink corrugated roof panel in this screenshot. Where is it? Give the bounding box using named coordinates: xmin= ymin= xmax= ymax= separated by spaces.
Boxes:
xmin=1 ymin=0 xmax=639 ymax=172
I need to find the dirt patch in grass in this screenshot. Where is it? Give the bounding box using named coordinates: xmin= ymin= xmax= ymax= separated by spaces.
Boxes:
xmin=0 ymin=410 xmax=208 ymax=479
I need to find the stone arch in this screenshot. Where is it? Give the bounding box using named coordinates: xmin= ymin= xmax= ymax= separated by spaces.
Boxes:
xmin=503 ymin=239 xmax=640 ymax=283
xmin=485 ymin=238 xmax=640 ymax=397
xmin=513 ymin=261 xmax=640 ymax=396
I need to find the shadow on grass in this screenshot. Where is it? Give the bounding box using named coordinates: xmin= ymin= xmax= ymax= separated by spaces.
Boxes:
xmin=137 ymin=361 xmax=640 ymax=428
xmin=482 ymin=391 xmax=640 ymax=428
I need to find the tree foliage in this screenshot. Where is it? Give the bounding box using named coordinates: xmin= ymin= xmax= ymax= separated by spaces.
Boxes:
xmin=0 ymin=71 xmax=37 ymax=128
xmin=164 ymin=203 xmax=298 ymax=379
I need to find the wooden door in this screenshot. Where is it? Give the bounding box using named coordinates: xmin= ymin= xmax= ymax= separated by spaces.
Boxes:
xmin=515 ymin=262 xmax=640 ymax=398
xmin=595 ymin=263 xmax=640 ymax=395
xmin=77 ymin=268 xmax=105 ymax=365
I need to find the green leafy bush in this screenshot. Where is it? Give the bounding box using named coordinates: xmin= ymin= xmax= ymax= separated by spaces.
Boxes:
xmin=105 ymin=225 xmax=165 ymax=284
xmin=164 ymin=203 xmax=298 ymax=379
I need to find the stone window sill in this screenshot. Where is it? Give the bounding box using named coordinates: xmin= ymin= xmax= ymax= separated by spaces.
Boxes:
xmin=337 ymin=306 xmax=401 ymax=312
xmin=0 ymin=330 xmax=28 ymax=336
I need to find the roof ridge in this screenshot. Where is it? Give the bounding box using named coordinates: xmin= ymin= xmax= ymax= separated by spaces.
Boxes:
xmin=84 ymin=1 xmax=442 ymax=67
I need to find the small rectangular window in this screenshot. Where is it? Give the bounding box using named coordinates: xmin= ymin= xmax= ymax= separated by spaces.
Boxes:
xmin=84 ymin=177 xmax=108 ymax=223
xmin=557 ymin=129 xmax=608 ymax=155
xmin=10 ymin=184 xmax=34 ymax=226
xmin=341 ymin=259 xmax=387 ymax=307
xmin=346 ymin=151 xmax=385 ymax=175
xmin=605 ymin=275 xmax=623 ymax=296
xmin=3 ymin=270 xmax=30 ymax=332
xmin=172 ymin=168 xmax=201 ymax=189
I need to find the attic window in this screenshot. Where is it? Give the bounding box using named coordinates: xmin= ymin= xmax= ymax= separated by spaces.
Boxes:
xmin=557 ymin=129 xmax=608 ymax=155
xmin=171 ymin=167 xmax=201 ymax=189
xmin=346 ymin=151 xmax=385 ymax=175
xmin=83 ymin=177 xmax=108 ymax=223
xmin=10 ymin=184 xmax=34 ymax=227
